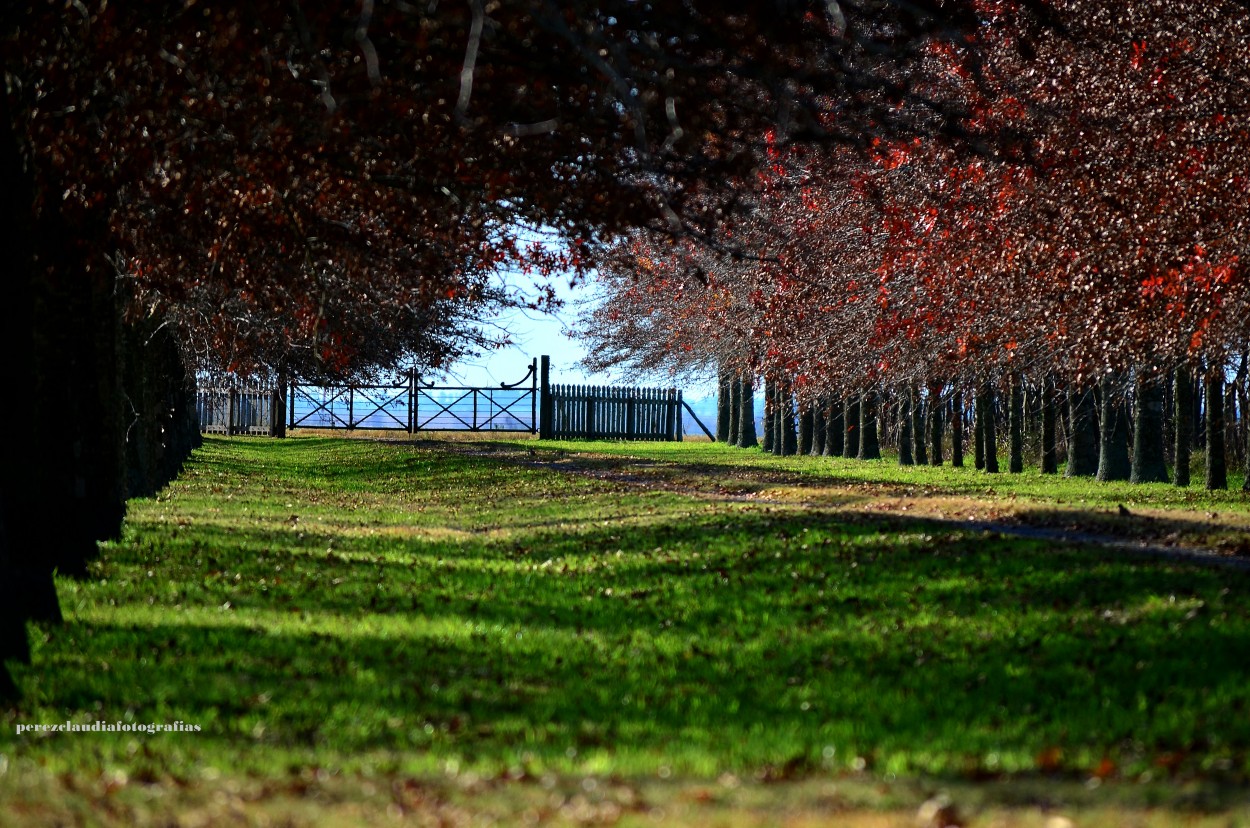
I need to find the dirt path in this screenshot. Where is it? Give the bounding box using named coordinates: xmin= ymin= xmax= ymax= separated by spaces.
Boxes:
xmin=441 ymin=441 xmax=1250 ymax=573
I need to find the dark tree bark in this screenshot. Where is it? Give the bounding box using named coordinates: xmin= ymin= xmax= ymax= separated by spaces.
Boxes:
xmin=825 ymin=396 xmax=844 ymax=457
xmin=1206 ymin=369 xmax=1228 ymax=490
xmin=973 ymin=388 xmax=986 ymax=471
xmin=1040 ymin=375 xmax=1058 ymax=474
xmin=727 ymin=371 xmax=741 ymax=447
xmin=762 ymin=377 xmax=775 ymax=453
xmin=1227 ymin=381 xmax=1239 ymax=469
xmin=811 ymin=399 xmax=826 ymax=456
xmin=1174 ymin=365 xmax=1192 ymax=486
xmin=1241 ymin=372 xmax=1250 ymax=492
xmin=737 ymin=376 xmax=759 ymax=449
xmin=1066 ymin=384 xmax=1100 ymax=477
xmin=1131 ymin=371 xmax=1169 ymax=484
xmin=858 ymin=390 xmax=881 ymax=460
xmin=979 ymin=383 xmax=999 ymax=473
xmin=911 ymin=385 xmax=927 ymax=465
xmin=845 ymin=395 xmax=861 ymax=459
xmin=1194 ymin=366 xmax=1206 ymax=450
xmin=1097 ymin=374 xmax=1132 ymax=482
xmin=122 ymin=321 xmax=201 ymax=498
xmin=798 ymin=403 xmax=813 ymax=456
xmin=780 ymin=383 xmax=798 ymax=456
xmin=898 ymin=391 xmax=914 ymax=465
xmin=927 ymin=381 xmax=943 ymax=466
xmin=716 ymin=370 xmax=732 ymax=442
xmin=1009 ymin=372 xmax=1025 ymax=473
xmin=950 ymin=390 xmax=965 ymax=468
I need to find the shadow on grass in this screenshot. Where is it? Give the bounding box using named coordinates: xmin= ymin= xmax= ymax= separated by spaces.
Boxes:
xmin=14 ymin=502 xmax=1250 ymax=783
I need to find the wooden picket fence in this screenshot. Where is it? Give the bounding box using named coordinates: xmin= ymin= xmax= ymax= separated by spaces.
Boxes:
xmin=544 ymin=384 xmax=683 ymax=441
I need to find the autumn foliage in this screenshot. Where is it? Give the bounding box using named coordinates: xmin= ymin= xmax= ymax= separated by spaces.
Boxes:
xmin=580 ymin=0 xmax=1250 ymax=453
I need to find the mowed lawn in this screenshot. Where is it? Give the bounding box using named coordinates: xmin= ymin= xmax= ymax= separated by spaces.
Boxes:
xmin=4 ymin=435 xmax=1250 ymax=826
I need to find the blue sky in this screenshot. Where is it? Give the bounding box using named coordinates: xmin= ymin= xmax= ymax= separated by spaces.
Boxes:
xmin=433 ymin=265 xmax=720 ymax=424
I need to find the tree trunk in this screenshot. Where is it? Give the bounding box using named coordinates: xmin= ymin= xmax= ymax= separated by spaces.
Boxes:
xmin=1174 ymin=365 xmax=1192 ymax=487
xmin=898 ymin=391 xmax=914 ymax=465
xmin=762 ymin=377 xmax=775 ymax=453
xmin=737 ymin=376 xmax=759 ymax=449
xmin=973 ymin=388 xmax=985 ymax=471
xmin=1131 ymin=371 xmax=1169 ymax=484
xmin=911 ymin=385 xmax=927 ymax=465
xmin=798 ymin=403 xmax=813 ymax=456
xmin=1008 ymin=372 xmax=1025 ymax=473
xmin=1066 ymin=384 xmax=1100 ymax=477
xmin=825 ymin=396 xmax=844 ymax=457
xmin=1040 ymin=376 xmax=1058 ymax=474
xmin=980 ymin=383 xmax=999 ymax=473
xmin=950 ymin=390 xmax=965 ymax=468
xmin=811 ymin=399 xmax=826 ymax=456
xmin=728 ymin=372 xmax=741 ymax=447
xmin=858 ymin=390 xmax=881 ymax=460
xmin=1097 ymin=374 xmax=1131 ymax=482
xmin=927 ymin=381 xmax=943 ymax=466
xmin=716 ymin=370 xmax=732 ymax=443
xmin=1206 ymin=369 xmax=1227 ymax=490
xmin=845 ymin=395 xmax=861 ymax=459
xmin=780 ymin=383 xmax=798 ymax=456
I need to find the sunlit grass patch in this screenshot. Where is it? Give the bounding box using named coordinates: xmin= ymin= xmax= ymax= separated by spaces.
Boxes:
xmin=3 ymin=435 xmax=1250 ymax=825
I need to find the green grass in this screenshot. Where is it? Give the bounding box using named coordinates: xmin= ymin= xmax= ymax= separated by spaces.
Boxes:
xmin=3 ymin=436 xmax=1250 ymax=824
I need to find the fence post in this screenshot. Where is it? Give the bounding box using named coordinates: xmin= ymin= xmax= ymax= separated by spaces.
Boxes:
xmin=288 ymin=380 xmax=296 ymax=432
xmin=412 ymin=369 xmax=421 ymax=435
xmin=530 ymin=357 xmax=538 ymax=435
xmin=539 ymin=356 xmax=552 ymax=439
xmin=227 ymin=388 xmax=238 ymax=436
xmin=676 ymin=390 xmax=684 ymax=442
xmin=587 ymin=385 xmax=597 ymax=440
xmin=272 ymin=364 xmax=288 ymax=438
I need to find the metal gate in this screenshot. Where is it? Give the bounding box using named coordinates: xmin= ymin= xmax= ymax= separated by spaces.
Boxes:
xmin=287 ymin=360 xmax=538 ymax=433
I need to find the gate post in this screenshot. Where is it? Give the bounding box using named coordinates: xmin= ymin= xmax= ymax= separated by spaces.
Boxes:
xmin=272 ymin=364 xmax=288 ymax=438
xmin=676 ymin=390 xmax=684 ymax=442
xmin=409 ymin=368 xmax=418 ymax=435
xmin=530 ymin=357 xmax=538 ymax=435
xmin=539 ymin=355 xmax=552 ymax=439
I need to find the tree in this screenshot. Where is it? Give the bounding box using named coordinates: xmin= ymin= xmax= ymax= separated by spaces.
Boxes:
xmin=1067 ymin=387 xmax=1100 ymax=477
xmin=898 ymin=392 xmax=915 ymax=465
xmin=1040 ymin=377 xmax=1059 ymax=474
xmin=911 ymin=386 xmax=928 ymax=465
xmin=1206 ymin=370 xmax=1228 ymax=490
xmin=1131 ymin=372 xmax=1170 ymax=483
xmin=2 ymin=0 xmax=1015 ymax=694
xmin=1174 ymin=366 xmax=1194 ymax=487
xmin=1008 ymin=373 xmax=1025 ymax=473
xmin=737 ymin=377 xmax=759 ymax=449
xmin=858 ymin=390 xmax=882 ymax=460
xmin=927 ymin=381 xmax=945 ymax=466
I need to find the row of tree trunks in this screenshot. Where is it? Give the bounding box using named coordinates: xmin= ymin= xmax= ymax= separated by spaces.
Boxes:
xmin=718 ymin=370 xmax=1248 ymax=490
xmin=1 ymin=99 xmax=201 ymax=699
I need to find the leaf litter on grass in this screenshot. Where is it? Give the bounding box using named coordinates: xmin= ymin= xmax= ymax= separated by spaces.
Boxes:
xmin=4 ymin=436 xmax=1250 ymax=826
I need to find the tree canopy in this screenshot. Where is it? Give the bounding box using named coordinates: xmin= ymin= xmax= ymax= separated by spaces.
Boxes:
xmin=577 ymin=0 xmax=1250 ymax=396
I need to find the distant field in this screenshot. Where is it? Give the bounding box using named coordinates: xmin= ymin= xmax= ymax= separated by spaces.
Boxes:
xmin=3 ymin=436 xmax=1249 ymax=826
